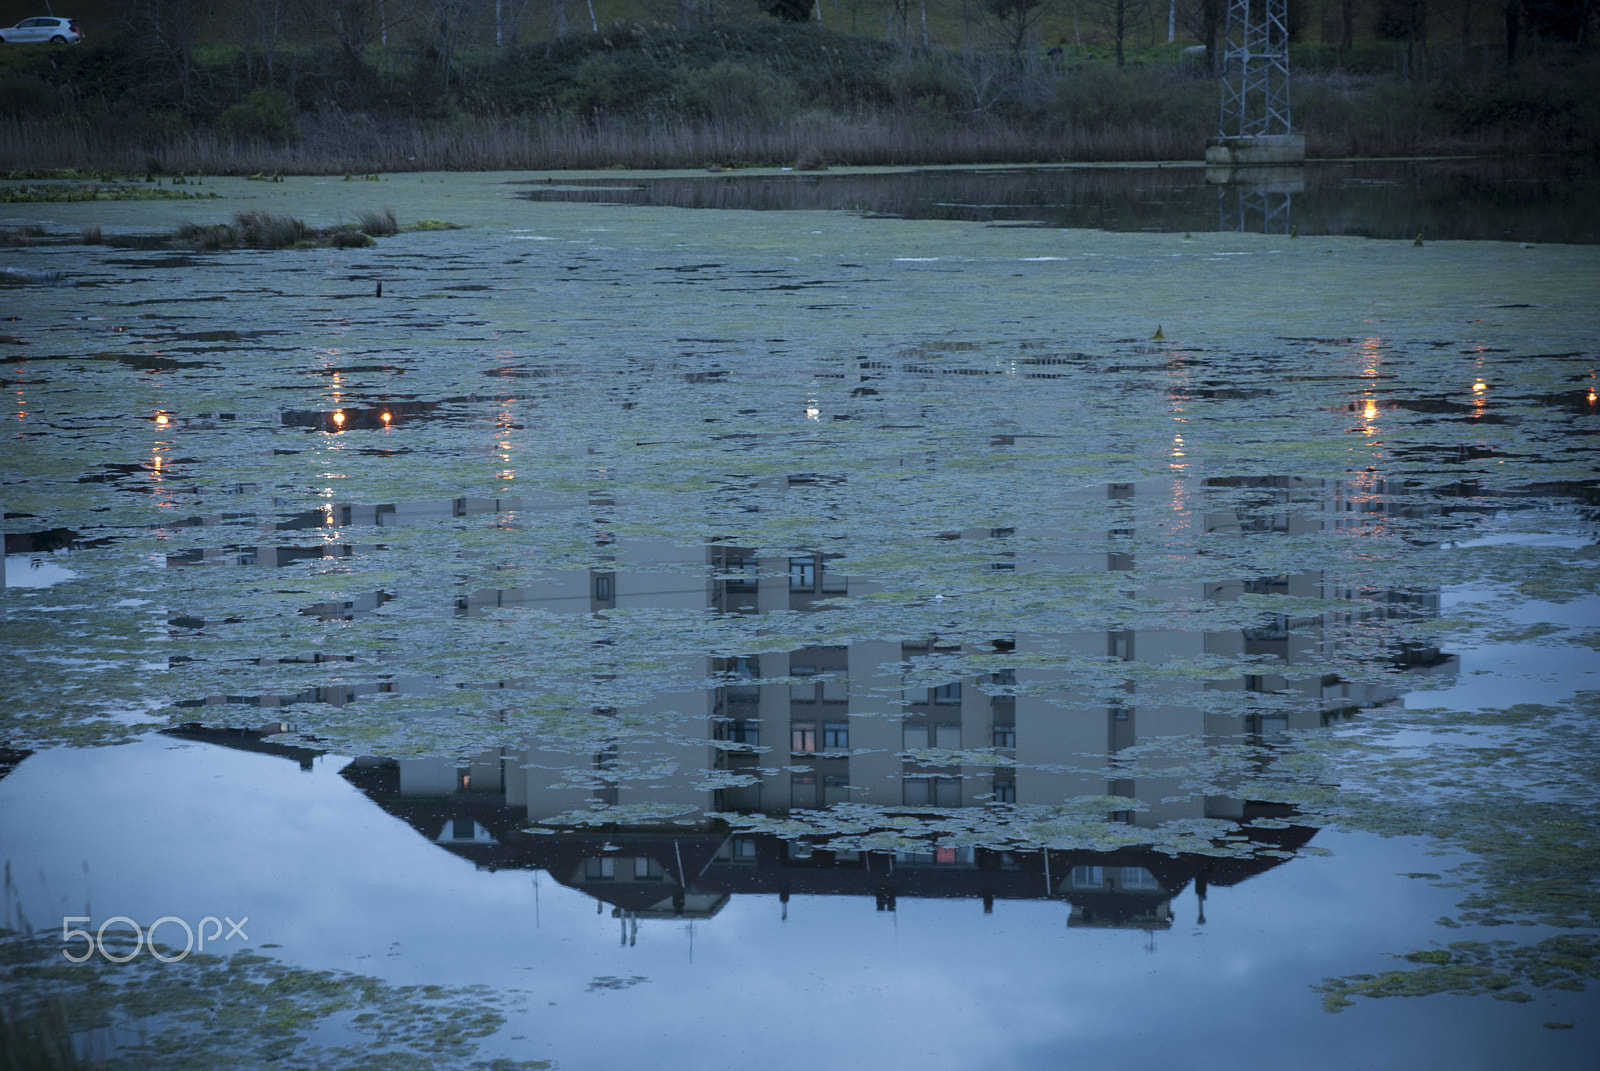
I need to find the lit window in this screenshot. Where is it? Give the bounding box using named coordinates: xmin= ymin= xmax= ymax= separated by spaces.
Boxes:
xmin=791 ymin=723 xmax=817 ymax=753
xmin=789 ymin=556 xmax=816 ymax=590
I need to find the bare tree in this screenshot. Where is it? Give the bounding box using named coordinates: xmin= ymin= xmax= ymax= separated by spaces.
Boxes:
xmin=1340 ymin=0 xmax=1361 ymax=49
xmin=234 ymin=0 xmax=287 ymax=82
xmin=123 ymin=0 xmax=200 ymax=106
xmin=889 ymin=0 xmax=914 ymax=42
xmin=294 ymin=0 xmax=378 ymax=66
xmin=1086 ymin=0 xmax=1146 ymax=64
xmin=988 ymin=0 xmax=1051 ymax=56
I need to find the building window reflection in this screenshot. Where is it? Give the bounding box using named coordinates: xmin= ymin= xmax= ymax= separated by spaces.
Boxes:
xmin=720 ymin=719 xmax=760 ymax=746
xmin=791 ymin=723 xmax=817 ymax=753
xmin=791 ymin=771 xmax=817 ymax=808
xmin=904 ymin=776 xmax=961 ymax=806
xmin=1121 ymin=867 xmax=1158 ymax=890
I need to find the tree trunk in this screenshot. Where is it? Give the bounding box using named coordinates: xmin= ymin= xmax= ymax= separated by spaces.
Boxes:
xmin=1204 ymin=0 xmax=1222 ymax=72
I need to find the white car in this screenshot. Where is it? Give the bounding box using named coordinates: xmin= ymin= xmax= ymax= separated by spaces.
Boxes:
xmin=0 ymin=16 xmax=85 ymax=44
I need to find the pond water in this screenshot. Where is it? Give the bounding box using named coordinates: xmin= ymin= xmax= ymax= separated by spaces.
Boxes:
xmin=515 ymin=159 xmax=1600 ymax=244
xmin=1 ymin=166 xmax=1598 ymax=1069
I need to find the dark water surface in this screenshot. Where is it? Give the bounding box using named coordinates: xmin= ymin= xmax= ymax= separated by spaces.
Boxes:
xmin=515 ymin=158 xmax=1600 ymax=244
xmin=1 ymin=171 xmax=1597 ymax=1069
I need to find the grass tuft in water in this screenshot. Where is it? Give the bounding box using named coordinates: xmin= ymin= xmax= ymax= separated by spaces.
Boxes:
xmin=175 ymin=210 xmax=404 ymax=251
xmin=357 ymin=206 xmax=398 ymax=236
xmin=231 ymin=211 xmax=308 ymax=249
xmin=0 ymin=224 xmax=45 ymax=247
xmin=327 ymin=226 xmax=376 ymax=248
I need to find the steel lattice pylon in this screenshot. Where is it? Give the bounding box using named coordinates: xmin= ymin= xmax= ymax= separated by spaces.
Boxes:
xmin=1217 ymin=186 xmax=1294 ymax=234
xmin=1218 ymin=0 xmax=1292 ymax=138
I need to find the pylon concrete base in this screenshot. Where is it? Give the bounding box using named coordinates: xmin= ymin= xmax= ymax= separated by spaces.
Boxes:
xmin=1204 ymin=135 xmax=1306 ymax=166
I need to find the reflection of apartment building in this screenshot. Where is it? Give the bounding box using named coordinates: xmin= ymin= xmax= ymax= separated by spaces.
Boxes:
xmin=157 ymin=722 xmax=1310 ymax=932
xmin=164 ymin=476 xmax=1457 ymax=929
xmin=335 ymin=745 xmax=1314 ymax=929
xmin=173 ymin=479 xmax=1456 ymax=813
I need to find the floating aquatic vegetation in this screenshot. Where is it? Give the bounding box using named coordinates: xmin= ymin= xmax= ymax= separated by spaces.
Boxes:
xmin=0 ymin=930 xmax=549 ymax=1070
xmin=1 ymin=178 xmax=1597 ymax=1036
xmin=0 ymin=184 xmax=217 ymax=203
xmin=1298 ymin=693 xmax=1600 ymax=1009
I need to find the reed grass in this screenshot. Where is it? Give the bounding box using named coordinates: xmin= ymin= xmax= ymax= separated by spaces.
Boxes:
xmin=0 ymin=22 xmax=1593 ymax=176
xmin=176 ymin=210 xmax=400 ymax=251
xmin=0 ymin=93 xmax=1541 ymax=178
xmin=0 ymin=998 xmax=97 ymax=1071
xmin=357 ymin=207 xmax=398 ymax=236
xmin=0 ymin=224 xmax=46 ymax=246
xmin=231 ymin=211 xmax=307 ymax=248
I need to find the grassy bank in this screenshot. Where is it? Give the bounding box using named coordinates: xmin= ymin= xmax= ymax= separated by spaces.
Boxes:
xmin=1 ymin=23 xmax=1595 ymax=172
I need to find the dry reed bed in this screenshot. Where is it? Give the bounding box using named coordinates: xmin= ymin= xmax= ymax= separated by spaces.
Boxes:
xmin=0 ymin=110 xmax=1500 ymax=176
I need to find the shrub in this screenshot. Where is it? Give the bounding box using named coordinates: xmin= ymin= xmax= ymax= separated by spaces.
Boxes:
xmin=675 ymin=61 xmax=799 ymax=123
xmin=217 ymin=88 xmax=298 ymax=145
xmin=559 ymin=55 xmax=630 ymax=117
